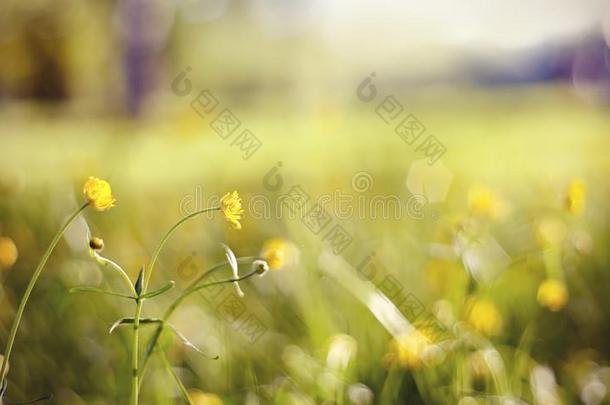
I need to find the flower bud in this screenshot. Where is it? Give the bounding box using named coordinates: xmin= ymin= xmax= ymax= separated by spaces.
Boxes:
xmin=89 ymin=237 xmax=105 ymax=251
xmin=252 ymin=259 xmax=269 ymax=277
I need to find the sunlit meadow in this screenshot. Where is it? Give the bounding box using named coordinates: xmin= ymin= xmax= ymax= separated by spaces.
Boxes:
xmin=1 ymin=1 xmax=610 ymax=404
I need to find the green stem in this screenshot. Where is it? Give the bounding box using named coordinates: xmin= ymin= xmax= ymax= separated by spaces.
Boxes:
xmin=130 ymin=207 xmax=219 ymax=405
xmin=188 ymin=256 xmax=257 ymax=291
xmin=0 ymin=202 xmax=88 ymax=387
xmin=139 ymin=267 xmax=259 ymax=387
xmin=168 ymin=269 xmax=260 ymax=320
xmin=130 ymin=298 xmax=143 ymax=405
xmin=93 ymin=252 xmax=138 ymax=297
xmin=144 ymin=207 xmax=221 ymax=292
xmin=159 ymin=350 xmax=194 ymax=405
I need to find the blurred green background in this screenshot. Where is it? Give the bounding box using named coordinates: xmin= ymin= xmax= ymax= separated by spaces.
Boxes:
xmin=1 ymin=1 xmax=610 ymax=404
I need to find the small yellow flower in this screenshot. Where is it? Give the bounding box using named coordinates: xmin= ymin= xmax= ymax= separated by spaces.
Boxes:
xmin=0 ymin=237 xmax=18 ymax=269
xmin=220 ymin=191 xmax=244 ymax=230
xmin=188 ymin=389 xmax=224 ymax=405
xmin=537 ymin=279 xmax=568 ymax=311
xmin=83 ymin=176 xmax=116 ymax=211
xmin=260 ymin=238 xmax=289 ymax=270
xmin=465 ymin=299 xmax=503 ymax=337
xmin=385 ymin=332 xmax=431 ymax=369
xmin=565 ymin=178 xmax=586 ymax=215
xmin=468 ymin=185 xmax=505 ymax=219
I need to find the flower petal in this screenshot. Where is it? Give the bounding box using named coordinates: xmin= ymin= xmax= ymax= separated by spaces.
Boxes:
xmin=222 ymin=244 xmax=244 ymax=297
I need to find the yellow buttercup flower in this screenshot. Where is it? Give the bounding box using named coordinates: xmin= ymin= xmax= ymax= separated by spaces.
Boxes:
xmin=220 ymin=191 xmax=244 ymax=230
xmin=468 ymin=185 xmax=505 ymax=219
xmin=260 ymin=238 xmax=289 ymax=270
xmin=537 ymin=279 xmax=568 ymax=311
xmin=83 ymin=177 xmax=116 ymax=211
xmin=565 ymin=178 xmax=586 ymax=215
xmin=0 ymin=237 xmax=18 ymax=269
xmin=188 ymin=389 xmax=224 ymax=405
xmin=386 ymin=332 xmax=431 ymax=369
xmin=465 ymin=299 xmax=503 ymax=337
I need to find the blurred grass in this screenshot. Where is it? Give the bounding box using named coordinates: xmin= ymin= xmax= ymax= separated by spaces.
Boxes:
xmin=0 ymin=85 xmax=609 ymax=403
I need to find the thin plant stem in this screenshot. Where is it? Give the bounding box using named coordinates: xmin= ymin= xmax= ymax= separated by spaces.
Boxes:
xmin=138 ymin=268 xmax=260 ymax=388
xmin=93 ymin=252 xmax=138 ymax=297
xmin=138 ymin=256 xmax=256 ymax=377
xmin=158 ymin=350 xmax=194 ymax=405
xmin=0 ymin=202 xmax=89 ymax=388
xmin=130 ymin=207 xmax=219 ymax=405
xmin=167 ymin=269 xmax=259 ymax=322
xmin=188 ymin=256 xmax=257 ymax=290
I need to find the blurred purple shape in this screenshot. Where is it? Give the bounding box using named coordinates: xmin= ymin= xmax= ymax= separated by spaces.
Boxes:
xmin=118 ymin=0 xmax=173 ymax=115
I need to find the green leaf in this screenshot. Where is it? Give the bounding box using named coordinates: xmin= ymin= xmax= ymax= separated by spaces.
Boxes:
xmin=70 ymin=286 xmax=135 ymax=300
xmin=134 ymin=266 xmax=144 ymax=297
xmin=140 ymin=281 xmax=175 ymax=300
xmin=159 ymin=350 xmax=195 ymax=405
xmin=166 ymin=323 xmax=219 ymax=360
xmin=109 ymin=317 xmax=162 ymax=334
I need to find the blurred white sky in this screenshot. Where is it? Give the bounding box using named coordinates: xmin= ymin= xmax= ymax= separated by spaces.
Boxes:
xmin=248 ymin=0 xmax=609 ymax=69
xmin=316 ymin=0 xmax=608 ymax=50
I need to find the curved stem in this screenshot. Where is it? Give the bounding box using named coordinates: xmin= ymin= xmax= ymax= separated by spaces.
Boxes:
xmin=167 ymin=269 xmax=259 ymax=320
xmin=93 ymin=252 xmax=138 ymax=297
xmin=138 ymin=267 xmax=259 ymax=386
xmin=0 ymin=202 xmax=89 ymax=387
xmin=144 ymin=207 xmax=220 ymax=292
xmin=188 ymin=256 xmax=257 ymax=289
xmin=130 ymin=207 xmax=219 ymax=405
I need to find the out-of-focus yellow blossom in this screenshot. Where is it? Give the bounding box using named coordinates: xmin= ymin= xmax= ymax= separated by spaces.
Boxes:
xmin=537 ymin=217 xmax=567 ymax=247
xmin=465 ymin=299 xmax=503 ymax=337
xmin=385 ymin=332 xmax=431 ymax=369
xmin=468 ymin=185 xmax=506 ymax=219
xmin=260 ymin=238 xmax=289 ymax=270
xmin=83 ymin=176 xmax=116 ymax=211
xmin=0 ymin=237 xmax=18 ymax=269
xmin=188 ymin=389 xmax=224 ymax=405
xmin=220 ymin=191 xmax=244 ymax=230
xmin=537 ymin=279 xmax=569 ymax=311
xmin=565 ymin=178 xmax=586 ymax=215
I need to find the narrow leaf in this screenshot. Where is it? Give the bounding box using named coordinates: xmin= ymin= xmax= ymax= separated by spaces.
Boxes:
xmin=134 ymin=266 xmax=144 ymax=297
xmin=166 ymin=323 xmax=219 ymax=360
xmin=140 ymin=281 xmax=175 ymax=300
xmin=159 ymin=350 xmax=194 ymax=405
xmin=70 ymin=286 xmax=135 ymax=300
xmin=109 ymin=317 xmax=162 ymax=334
